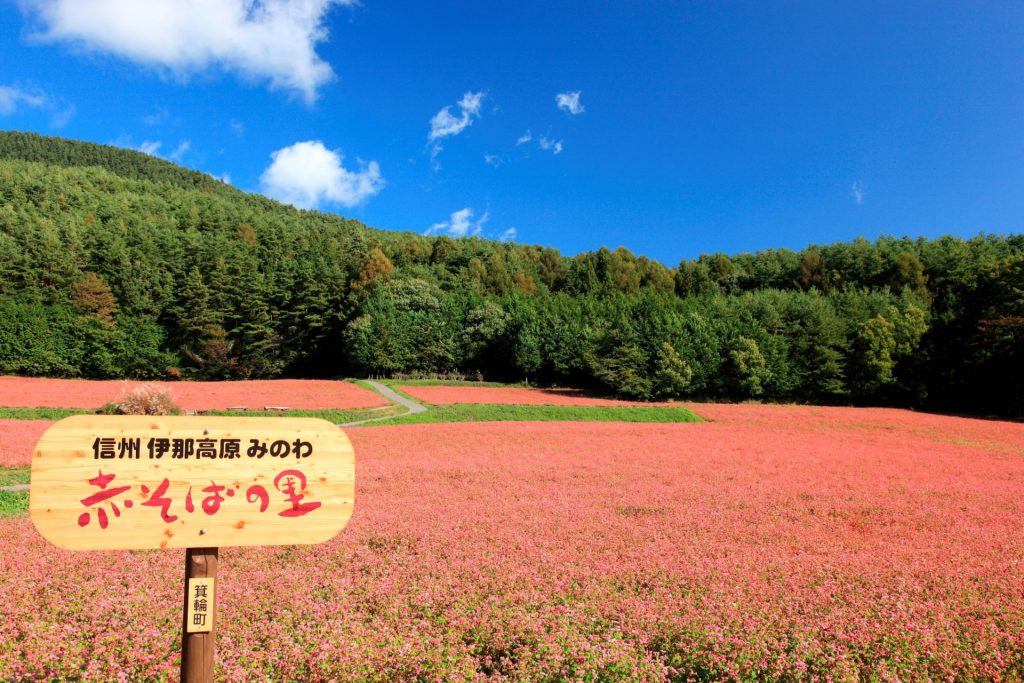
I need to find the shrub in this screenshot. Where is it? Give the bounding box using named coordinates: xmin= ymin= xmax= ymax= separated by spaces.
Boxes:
xmin=96 ymin=402 xmax=121 ymax=415
xmin=116 ymin=383 xmax=182 ymax=415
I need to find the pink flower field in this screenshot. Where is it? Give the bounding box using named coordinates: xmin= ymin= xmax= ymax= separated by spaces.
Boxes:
xmin=2 ymin=406 xmax=1024 ymax=680
xmin=0 ymin=420 xmax=51 ymax=467
xmin=398 ymin=385 xmax=671 ymax=407
xmin=0 ymin=376 xmax=388 ymax=411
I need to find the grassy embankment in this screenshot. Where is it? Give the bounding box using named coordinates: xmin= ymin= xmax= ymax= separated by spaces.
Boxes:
xmin=0 ymin=407 xmax=89 ymax=420
xmin=0 ymin=466 xmax=28 ymax=518
xmin=361 ymin=380 xmax=703 ymax=426
xmin=0 ymin=405 xmax=403 ymax=422
xmin=0 ymin=400 xmax=703 ymax=426
xmin=366 ymin=403 xmax=702 ymax=425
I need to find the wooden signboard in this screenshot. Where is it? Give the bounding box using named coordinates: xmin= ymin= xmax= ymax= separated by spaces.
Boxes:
xmin=30 ymin=415 xmax=355 ymax=550
xmin=30 ymin=414 xmax=356 ymax=683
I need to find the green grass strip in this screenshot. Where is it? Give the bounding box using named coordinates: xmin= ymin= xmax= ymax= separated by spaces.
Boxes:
xmin=0 ymin=407 xmax=93 ymax=420
xmin=200 ymin=405 xmax=404 ymax=422
xmin=359 ymin=403 xmax=703 ymax=426
xmin=0 ymin=466 xmax=30 ymax=519
xmin=0 ymin=406 xmax=404 ymax=423
xmin=0 ymin=491 xmax=28 ymax=518
xmin=0 ymin=466 xmax=29 ymax=488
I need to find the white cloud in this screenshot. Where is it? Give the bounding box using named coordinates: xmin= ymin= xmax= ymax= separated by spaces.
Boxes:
xmin=426 ymin=208 xmax=516 ymax=242
xmin=168 ymin=140 xmax=191 ymax=162
xmin=19 ymin=0 xmax=353 ymax=103
xmin=428 ymin=145 xmax=443 ymax=171
xmin=556 ymin=91 xmax=584 ymax=115
xmin=428 ymin=91 xmax=484 ymax=142
xmin=49 ymin=104 xmax=75 ymax=128
xmin=0 ymin=84 xmax=48 ymax=114
xmin=851 ymin=181 xmax=865 ymax=205
xmin=142 ymin=106 xmax=170 ymax=125
xmin=137 ymin=140 xmax=162 ymax=156
xmin=518 ymin=130 xmax=564 ymax=156
xmin=426 ymin=207 xmax=488 ymax=238
xmin=114 ymin=136 xmax=194 ymax=162
xmin=427 ymin=91 xmax=484 ymax=168
xmin=538 ymin=136 xmax=563 ymax=155
xmin=483 ymin=154 xmax=502 ymax=168
xmin=259 ymin=140 xmax=384 ymax=209
xmin=0 ymin=83 xmax=73 ymax=127
xmin=229 ymin=119 xmax=245 ymax=136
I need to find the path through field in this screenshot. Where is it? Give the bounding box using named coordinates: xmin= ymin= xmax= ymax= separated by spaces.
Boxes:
xmin=338 ymin=381 xmax=426 ymax=426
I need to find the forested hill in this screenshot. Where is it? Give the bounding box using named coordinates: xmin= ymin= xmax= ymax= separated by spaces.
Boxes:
xmin=1 ymin=131 xmax=1022 ymax=416
xmin=0 ymin=131 xmax=241 ymax=196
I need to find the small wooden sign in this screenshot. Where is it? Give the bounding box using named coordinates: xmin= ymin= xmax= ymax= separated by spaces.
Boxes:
xmin=30 ymin=416 xmax=355 ymax=551
xmin=186 ymin=578 xmax=216 ymax=633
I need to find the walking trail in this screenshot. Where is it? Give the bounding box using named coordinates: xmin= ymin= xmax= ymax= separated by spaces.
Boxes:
xmin=338 ymin=381 xmax=427 ymax=426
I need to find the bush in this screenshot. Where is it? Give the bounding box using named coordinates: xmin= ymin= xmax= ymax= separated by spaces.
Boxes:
xmin=96 ymin=402 xmax=121 ymax=415
xmin=116 ymin=383 xmax=182 ymax=415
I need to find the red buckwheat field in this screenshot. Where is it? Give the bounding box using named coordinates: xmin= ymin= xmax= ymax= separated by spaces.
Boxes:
xmin=2 ymin=403 xmax=1023 ymax=681
xmin=0 ymin=376 xmax=388 ymax=411
xmin=0 ymin=420 xmax=50 ymax=467
xmin=3 ymin=4 xmax=1024 ymax=680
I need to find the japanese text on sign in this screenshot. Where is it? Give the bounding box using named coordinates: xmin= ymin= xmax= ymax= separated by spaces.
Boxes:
xmin=186 ymin=578 xmax=216 ymax=634
xmin=92 ymin=437 xmax=314 ymax=460
xmin=76 ymin=468 xmax=322 ymax=530
xmin=30 ymin=416 xmax=355 ymax=551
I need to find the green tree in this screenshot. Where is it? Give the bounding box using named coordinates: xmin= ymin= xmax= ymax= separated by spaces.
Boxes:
xmin=461 ymin=301 xmax=508 ymax=371
xmin=513 ymin=320 xmax=542 ymax=384
xmin=652 ymin=341 xmax=692 ymax=398
xmin=891 ymin=251 xmax=928 ymax=296
xmin=727 ymin=336 xmax=771 ymax=397
xmin=70 ymin=272 xmax=119 ymax=325
xmin=675 ymin=260 xmax=715 ymax=297
xmin=351 ymin=245 xmax=394 ymax=294
xmin=851 ymin=304 xmax=928 ymax=395
xmin=586 ymin=321 xmax=653 ymax=399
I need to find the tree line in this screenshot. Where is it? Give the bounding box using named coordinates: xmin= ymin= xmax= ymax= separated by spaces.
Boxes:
xmin=0 ymin=131 xmax=1021 ymax=415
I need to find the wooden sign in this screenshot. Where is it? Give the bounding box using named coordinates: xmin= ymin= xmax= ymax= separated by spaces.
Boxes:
xmin=30 ymin=416 xmax=355 ymax=551
xmin=185 ymin=577 xmax=216 ymax=633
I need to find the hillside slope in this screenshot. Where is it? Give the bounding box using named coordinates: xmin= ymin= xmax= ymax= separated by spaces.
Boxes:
xmin=0 ymin=131 xmax=1021 ymax=414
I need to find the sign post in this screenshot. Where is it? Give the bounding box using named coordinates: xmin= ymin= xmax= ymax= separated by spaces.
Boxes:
xmin=30 ymin=415 xmax=355 ymax=682
xmin=182 ymin=547 xmax=218 ymax=683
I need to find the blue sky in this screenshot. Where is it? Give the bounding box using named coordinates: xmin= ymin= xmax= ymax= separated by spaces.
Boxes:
xmin=1 ymin=1 xmax=1022 ymax=264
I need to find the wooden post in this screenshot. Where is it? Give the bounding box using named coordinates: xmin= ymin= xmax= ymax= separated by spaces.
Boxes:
xmin=181 ymin=547 xmax=218 ymax=683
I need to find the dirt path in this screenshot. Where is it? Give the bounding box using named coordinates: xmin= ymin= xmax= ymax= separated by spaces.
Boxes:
xmin=337 ymin=381 xmax=427 ymax=427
